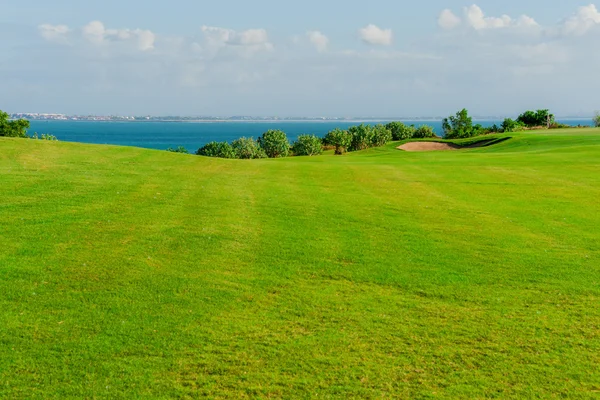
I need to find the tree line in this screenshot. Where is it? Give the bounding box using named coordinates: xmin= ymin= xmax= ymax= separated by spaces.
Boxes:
xmin=442 ymin=108 xmax=595 ymax=139
xmin=189 ymin=123 xmax=437 ymax=159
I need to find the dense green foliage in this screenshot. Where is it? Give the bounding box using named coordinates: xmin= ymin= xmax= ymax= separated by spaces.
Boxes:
xmin=166 ymin=146 xmax=189 ymax=154
xmin=413 ymin=124 xmax=437 ymax=138
xmin=231 ymin=137 xmax=267 ymax=159
xmin=517 ymin=109 xmax=555 ymax=127
xmin=594 ymin=112 xmax=600 ymax=128
xmin=443 ymin=108 xmax=476 ymax=138
xmin=291 ymin=134 xmax=323 ymax=156
xmin=196 ymin=141 xmax=236 ymax=158
xmin=371 ymin=124 xmax=393 ymax=147
xmin=2 ymin=129 xmax=600 ymax=398
xmin=501 ymin=118 xmax=525 ymax=133
xmin=348 ymin=124 xmax=374 ymax=151
xmin=385 ymin=121 xmax=416 ymax=140
xmin=0 ymin=110 xmax=30 ymax=138
xmin=324 ymin=128 xmax=353 ymax=155
xmin=257 ymin=129 xmax=290 ymax=158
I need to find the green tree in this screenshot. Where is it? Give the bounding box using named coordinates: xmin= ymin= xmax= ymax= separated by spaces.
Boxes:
xmin=385 ymin=121 xmax=415 ymax=141
xmin=258 ymin=129 xmax=290 ymax=158
xmin=370 ymin=124 xmax=393 ymax=147
xmin=232 ymin=137 xmax=266 ymax=159
xmin=517 ymin=109 xmax=555 ymax=127
xmin=292 ymin=134 xmax=323 ymax=156
xmin=501 ymin=118 xmax=524 ymax=133
xmin=0 ymin=111 xmax=30 ymax=138
xmin=443 ymin=109 xmax=474 ymax=139
xmin=167 ymin=146 xmax=189 ymax=154
xmin=413 ymin=125 xmax=436 ymax=138
xmin=196 ymin=141 xmax=236 ymax=158
xmin=594 ymin=112 xmax=600 ymax=128
xmin=324 ymin=128 xmax=352 ymax=155
xmin=349 ymin=124 xmax=374 ymax=151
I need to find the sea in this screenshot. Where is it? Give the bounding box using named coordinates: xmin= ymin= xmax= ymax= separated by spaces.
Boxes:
xmin=27 ymin=119 xmax=595 ymax=152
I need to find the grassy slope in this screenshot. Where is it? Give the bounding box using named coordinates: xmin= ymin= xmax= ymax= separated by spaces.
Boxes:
xmin=1 ymin=129 xmax=599 ymax=398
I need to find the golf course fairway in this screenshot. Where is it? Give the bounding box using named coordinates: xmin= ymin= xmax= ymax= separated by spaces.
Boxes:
xmin=1 ymin=129 xmax=599 ymax=398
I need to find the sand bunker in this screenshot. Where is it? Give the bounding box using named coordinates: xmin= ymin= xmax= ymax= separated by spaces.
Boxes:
xmin=397 ymin=142 xmax=461 ymax=152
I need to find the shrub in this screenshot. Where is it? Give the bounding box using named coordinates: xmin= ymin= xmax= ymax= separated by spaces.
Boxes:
xmin=443 ymin=108 xmax=476 ymax=139
xmin=594 ymin=112 xmax=600 ymax=128
xmin=292 ymin=134 xmax=323 ymax=156
xmin=232 ymin=137 xmax=267 ymax=159
xmin=30 ymin=132 xmax=58 ymax=141
xmin=324 ymin=128 xmax=352 ymax=155
xmin=197 ymin=141 xmax=236 ymax=158
xmin=517 ymin=109 xmax=555 ymax=127
xmin=413 ymin=125 xmax=436 ymax=138
xmin=167 ymin=146 xmax=189 ymax=153
xmin=386 ymin=121 xmax=415 ymax=141
xmin=501 ymin=118 xmax=525 ymax=133
xmin=0 ymin=110 xmax=30 ymax=138
xmin=548 ymin=122 xmax=571 ymax=129
xmin=349 ymin=124 xmax=374 ymax=151
xmin=258 ymin=129 xmax=290 ymax=158
xmin=371 ymin=124 xmax=393 ymax=147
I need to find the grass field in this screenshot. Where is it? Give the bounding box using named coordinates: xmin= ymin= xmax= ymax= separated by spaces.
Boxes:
xmin=1 ymin=129 xmax=600 ymax=398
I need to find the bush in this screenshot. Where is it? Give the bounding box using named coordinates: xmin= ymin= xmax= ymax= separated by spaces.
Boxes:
xmin=167 ymin=146 xmax=189 ymax=153
xmin=413 ymin=125 xmax=436 ymax=138
xmin=0 ymin=110 xmax=30 ymax=138
xmin=232 ymin=137 xmax=267 ymax=159
xmin=258 ymin=129 xmax=290 ymax=158
xmin=386 ymin=121 xmax=415 ymax=141
xmin=517 ymin=109 xmax=555 ymax=127
xmin=349 ymin=124 xmax=374 ymax=151
xmin=501 ymin=118 xmax=525 ymax=133
xmin=197 ymin=141 xmax=236 ymax=158
xmin=594 ymin=112 xmax=600 ymax=128
xmin=324 ymin=128 xmax=352 ymax=155
xmin=292 ymin=134 xmax=323 ymax=156
xmin=548 ymin=122 xmax=571 ymax=129
xmin=371 ymin=124 xmax=393 ymax=147
xmin=443 ymin=109 xmax=476 ymax=139
xmin=30 ymin=132 xmax=58 ymax=141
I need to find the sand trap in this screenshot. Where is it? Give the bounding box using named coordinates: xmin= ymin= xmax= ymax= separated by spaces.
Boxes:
xmin=397 ymin=142 xmax=460 ymax=152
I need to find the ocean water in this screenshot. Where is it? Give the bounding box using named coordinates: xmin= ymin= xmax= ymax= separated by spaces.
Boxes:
xmin=27 ymin=119 xmax=594 ymax=152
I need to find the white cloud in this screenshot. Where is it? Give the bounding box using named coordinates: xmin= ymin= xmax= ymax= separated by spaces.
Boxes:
xmin=465 ymin=5 xmax=512 ymax=29
xmin=38 ymin=24 xmax=70 ymax=43
xmin=438 ymin=10 xmax=461 ymax=30
xmin=80 ymin=21 xmax=155 ymax=51
xmin=439 ymin=5 xmax=538 ymax=31
xmin=358 ymin=24 xmax=392 ymax=45
xmin=201 ymin=26 xmax=271 ymax=47
xmin=306 ymin=31 xmax=329 ymax=52
xmin=562 ymin=4 xmax=600 ymax=35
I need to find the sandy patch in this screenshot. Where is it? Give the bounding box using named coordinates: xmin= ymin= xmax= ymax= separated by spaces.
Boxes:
xmin=397 ymin=142 xmax=460 ymax=152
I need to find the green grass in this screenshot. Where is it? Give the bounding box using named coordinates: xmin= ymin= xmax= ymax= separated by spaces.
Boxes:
xmin=1 ymin=129 xmax=600 ymax=398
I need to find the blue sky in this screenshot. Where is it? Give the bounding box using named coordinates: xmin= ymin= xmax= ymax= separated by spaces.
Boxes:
xmin=2 ymin=1 xmax=600 ymax=116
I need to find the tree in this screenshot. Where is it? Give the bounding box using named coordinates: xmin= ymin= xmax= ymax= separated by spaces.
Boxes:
xmin=517 ymin=109 xmax=555 ymax=127
xmin=385 ymin=121 xmax=415 ymax=141
xmin=0 ymin=110 xmax=30 ymax=138
xmin=324 ymin=128 xmax=352 ymax=155
xmin=501 ymin=118 xmax=524 ymax=133
xmin=167 ymin=146 xmax=189 ymax=153
xmin=442 ymin=108 xmax=475 ymax=139
xmin=292 ymin=134 xmax=323 ymax=156
xmin=594 ymin=112 xmax=600 ymax=128
xmin=231 ymin=137 xmax=266 ymax=159
xmin=370 ymin=124 xmax=393 ymax=147
xmin=196 ymin=141 xmax=236 ymax=158
xmin=413 ymin=125 xmax=436 ymax=138
xmin=257 ymin=129 xmax=290 ymax=158
xmin=348 ymin=124 xmax=374 ymax=151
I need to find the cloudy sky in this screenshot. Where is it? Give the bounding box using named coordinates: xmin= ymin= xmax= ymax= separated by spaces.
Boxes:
xmin=1 ymin=0 xmax=600 ymax=117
